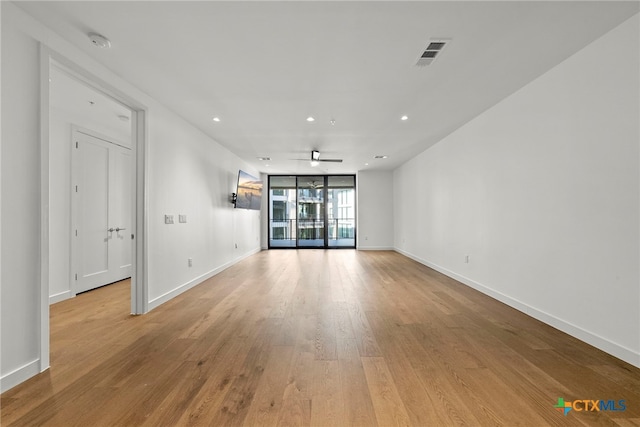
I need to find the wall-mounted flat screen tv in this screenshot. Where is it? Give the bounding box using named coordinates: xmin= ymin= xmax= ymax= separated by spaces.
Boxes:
xmin=235 ymin=170 xmax=262 ymax=210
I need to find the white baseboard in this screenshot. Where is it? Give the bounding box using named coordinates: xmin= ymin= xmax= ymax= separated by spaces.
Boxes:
xmin=49 ymin=290 xmax=73 ymax=305
xmin=357 ymin=246 xmax=394 ymax=251
xmin=148 ymin=247 xmax=261 ymax=311
xmin=1 ymin=359 xmax=41 ymax=393
xmin=395 ymin=247 xmax=640 ymax=369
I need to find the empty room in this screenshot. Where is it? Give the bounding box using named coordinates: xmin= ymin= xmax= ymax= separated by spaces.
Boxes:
xmin=1 ymin=1 xmax=639 ymax=426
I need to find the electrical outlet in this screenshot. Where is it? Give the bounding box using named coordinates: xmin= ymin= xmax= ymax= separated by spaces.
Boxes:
xmin=465 ymin=255 xmax=470 ymax=263
xmin=235 ymin=243 xmax=238 ymax=249
xmin=179 ymin=214 xmax=187 ymax=223
xmin=188 ymin=258 xmax=192 ymax=267
xmin=164 ymin=215 xmax=174 ymax=224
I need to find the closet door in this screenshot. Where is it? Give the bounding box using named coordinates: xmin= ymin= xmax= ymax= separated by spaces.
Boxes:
xmin=73 ymin=130 xmax=132 ymax=294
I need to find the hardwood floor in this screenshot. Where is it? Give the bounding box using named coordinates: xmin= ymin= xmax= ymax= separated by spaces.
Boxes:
xmin=2 ymin=250 xmax=639 ymax=426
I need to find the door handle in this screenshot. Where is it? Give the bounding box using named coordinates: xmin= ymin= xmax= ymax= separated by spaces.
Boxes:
xmin=108 ymin=228 xmax=115 ymax=233
xmin=116 ymin=227 xmax=126 ymax=232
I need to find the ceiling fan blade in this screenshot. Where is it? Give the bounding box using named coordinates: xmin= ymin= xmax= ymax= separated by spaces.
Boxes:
xmin=289 ymin=152 xmax=343 ymax=163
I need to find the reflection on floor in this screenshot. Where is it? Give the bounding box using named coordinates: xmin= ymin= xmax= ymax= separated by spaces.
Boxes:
xmin=270 ymin=239 xmax=355 ymax=248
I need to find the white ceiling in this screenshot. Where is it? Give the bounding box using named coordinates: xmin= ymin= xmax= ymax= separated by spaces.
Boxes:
xmin=17 ymin=1 xmax=639 ymax=174
xmin=50 ymin=65 xmax=132 ymax=144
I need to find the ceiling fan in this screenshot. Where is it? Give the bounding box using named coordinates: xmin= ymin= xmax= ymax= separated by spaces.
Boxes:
xmin=307 ymin=180 xmax=324 ymax=189
xmin=294 ymin=150 xmax=343 ymax=166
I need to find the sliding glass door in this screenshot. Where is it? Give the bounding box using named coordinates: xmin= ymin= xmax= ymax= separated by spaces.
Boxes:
xmin=327 ymin=176 xmax=355 ymax=247
xmin=297 ymin=176 xmax=325 ymax=247
xmin=269 ymin=176 xmax=297 ymax=248
xmin=268 ymin=175 xmax=355 ymax=249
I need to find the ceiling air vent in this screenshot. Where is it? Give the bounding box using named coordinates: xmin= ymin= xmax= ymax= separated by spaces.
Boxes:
xmin=415 ymin=38 xmax=450 ymax=67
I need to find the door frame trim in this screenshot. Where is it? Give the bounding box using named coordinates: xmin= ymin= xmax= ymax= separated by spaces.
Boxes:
xmin=39 ymin=46 xmax=149 ymax=373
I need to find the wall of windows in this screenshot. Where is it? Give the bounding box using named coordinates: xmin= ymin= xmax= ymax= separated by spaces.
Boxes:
xmin=268 ymin=175 xmax=355 ymax=248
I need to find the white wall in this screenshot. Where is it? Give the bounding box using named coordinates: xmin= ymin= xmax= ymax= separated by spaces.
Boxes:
xmin=357 ymin=170 xmax=394 ymax=249
xmin=1 ymin=3 xmax=261 ymax=391
xmin=0 ymin=0 xmax=3 ymax=395
xmin=394 ymin=15 xmax=640 ymax=367
xmin=146 ymin=107 xmax=261 ymax=309
xmin=1 ymin=3 xmax=42 ymax=390
xmin=48 ymin=108 xmax=73 ymax=303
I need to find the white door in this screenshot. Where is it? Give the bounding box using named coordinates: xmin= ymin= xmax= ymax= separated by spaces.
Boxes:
xmin=73 ymin=130 xmax=132 ymax=294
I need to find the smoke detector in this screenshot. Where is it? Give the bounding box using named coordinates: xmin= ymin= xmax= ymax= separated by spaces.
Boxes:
xmin=88 ymin=33 xmax=111 ymax=49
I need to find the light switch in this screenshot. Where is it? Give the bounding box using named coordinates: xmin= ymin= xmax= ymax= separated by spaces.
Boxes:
xmin=165 ymin=215 xmax=174 ymax=224
xmin=179 ymin=214 xmax=187 ymax=223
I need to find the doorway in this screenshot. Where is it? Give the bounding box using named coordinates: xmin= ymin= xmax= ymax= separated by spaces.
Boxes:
xmin=41 ymin=50 xmax=147 ymax=371
xmin=49 ymin=62 xmax=134 ymax=298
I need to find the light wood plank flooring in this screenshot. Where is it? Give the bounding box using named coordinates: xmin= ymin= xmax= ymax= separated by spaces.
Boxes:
xmin=2 ymin=250 xmax=639 ymax=426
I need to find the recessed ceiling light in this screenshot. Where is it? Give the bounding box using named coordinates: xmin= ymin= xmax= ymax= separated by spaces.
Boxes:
xmin=365 ymin=163 xmax=369 ymax=166
xmin=212 ymin=117 xmax=220 ymax=122
xmin=257 ymin=157 xmax=271 ymax=161
xmin=401 ymin=115 xmax=408 ymax=121
xmin=306 ymin=116 xmax=315 ymax=122
xmin=88 ymin=33 xmax=111 ymax=49
xmin=374 ymin=155 xmax=388 ymax=159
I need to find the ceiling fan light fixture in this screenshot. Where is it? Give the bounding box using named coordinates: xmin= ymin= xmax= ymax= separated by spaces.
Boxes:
xmin=292 ymin=150 xmax=342 ymax=164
